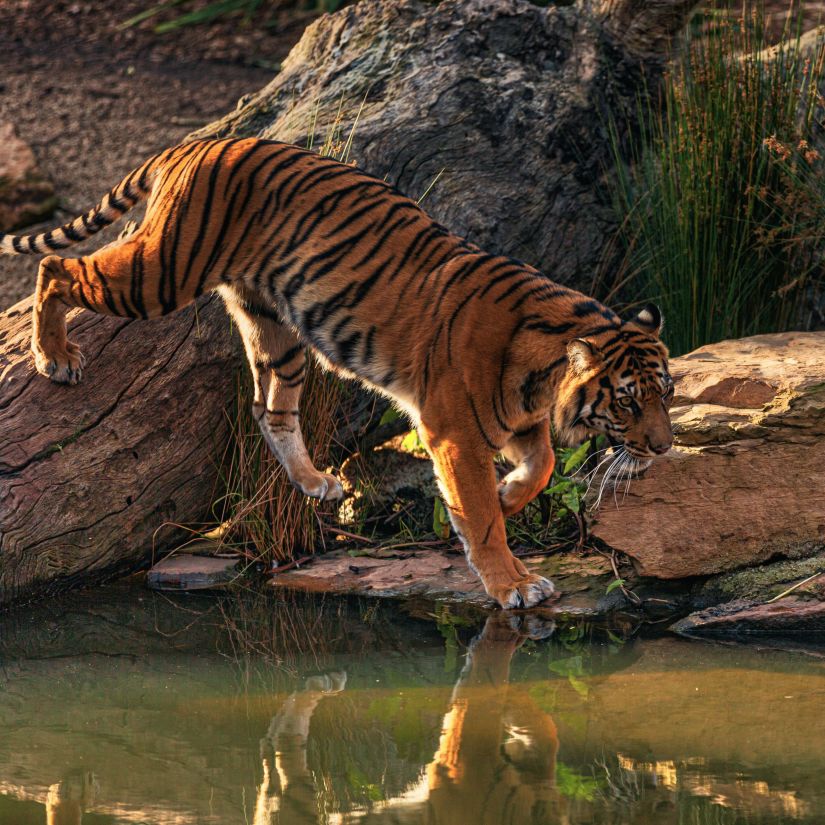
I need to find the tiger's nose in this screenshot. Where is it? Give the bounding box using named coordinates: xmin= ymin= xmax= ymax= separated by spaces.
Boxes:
xmin=649 ymin=437 xmax=672 ymax=455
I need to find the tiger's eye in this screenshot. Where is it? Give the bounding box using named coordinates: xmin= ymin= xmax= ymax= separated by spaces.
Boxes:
xmin=618 ymin=396 xmax=635 ymax=409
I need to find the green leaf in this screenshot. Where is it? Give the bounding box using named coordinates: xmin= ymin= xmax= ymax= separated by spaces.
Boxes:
xmin=605 ymin=578 xmax=626 ymax=594
xmin=379 ymin=407 xmax=402 ymax=426
xmin=549 ymin=655 xmax=583 ymax=678
xmin=433 ymin=497 xmax=451 ymax=539
xmin=401 ymin=429 xmax=423 ymax=452
xmin=562 ymin=440 xmax=591 ymax=475
xmin=568 ymin=674 xmax=590 ymax=698
xmin=561 ymin=489 xmax=581 ymax=514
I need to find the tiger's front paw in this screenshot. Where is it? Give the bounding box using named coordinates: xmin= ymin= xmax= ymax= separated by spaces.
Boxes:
xmin=487 ymin=573 xmax=557 ymax=610
xmin=294 ymin=470 xmax=344 ymax=502
xmin=304 ymin=671 xmax=347 ymax=694
xmin=31 ymin=340 xmax=85 ymax=385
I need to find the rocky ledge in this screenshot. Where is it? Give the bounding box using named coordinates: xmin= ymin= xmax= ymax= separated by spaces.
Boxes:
xmin=591 ymin=331 xmax=825 ymax=579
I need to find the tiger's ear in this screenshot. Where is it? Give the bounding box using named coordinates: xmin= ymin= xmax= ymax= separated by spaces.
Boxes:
xmin=631 ymin=304 xmax=663 ymax=337
xmin=566 ymin=338 xmax=603 ymax=375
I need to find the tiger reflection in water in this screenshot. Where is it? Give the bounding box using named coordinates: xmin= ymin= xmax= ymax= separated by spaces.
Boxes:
xmin=254 ymin=614 xmax=563 ymax=825
xmin=45 ymin=772 xmax=97 ymax=825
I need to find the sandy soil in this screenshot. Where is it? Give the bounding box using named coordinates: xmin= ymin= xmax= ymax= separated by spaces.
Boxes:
xmin=0 ymin=0 xmax=317 ymax=308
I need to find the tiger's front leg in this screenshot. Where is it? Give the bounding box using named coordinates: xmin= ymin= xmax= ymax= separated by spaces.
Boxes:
xmin=219 ymin=285 xmax=343 ymax=502
xmin=419 ymin=417 xmax=556 ymax=609
xmin=498 ymin=419 xmax=555 ymax=516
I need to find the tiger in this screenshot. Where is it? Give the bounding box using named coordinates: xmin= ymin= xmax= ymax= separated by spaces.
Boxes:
xmin=0 ymin=137 xmax=674 ymax=609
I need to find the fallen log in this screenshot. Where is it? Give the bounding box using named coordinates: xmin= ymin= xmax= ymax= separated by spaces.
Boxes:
xmin=0 ymin=297 xmax=240 ymax=605
xmin=0 ymin=0 xmax=699 ymax=606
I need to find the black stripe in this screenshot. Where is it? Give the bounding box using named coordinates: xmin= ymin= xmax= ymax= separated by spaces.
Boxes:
xmin=573 ymin=299 xmax=618 ymax=321
xmin=523 ymin=320 xmax=575 ymax=336
xmin=268 ymin=345 xmax=304 ymax=370
xmin=275 ymin=363 xmax=306 ymax=382
xmin=186 ymin=139 xmax=242 ymax=296
xmin=130 ymin=245 xmax=148 ymax=319
xmin=63 ymin=224 xmax=85 ymax=243
xmin=92 ymin=262 xmax=121 ymax=315
xmin=446 ymin=286 xmax=481 ymax=366
xmin=467 ymin=394 xmax=501 ymax=451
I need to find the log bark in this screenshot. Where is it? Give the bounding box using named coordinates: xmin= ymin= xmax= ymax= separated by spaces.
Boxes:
xmin=0 ymin=296 xmax=240 ymax=605
xmin=0 ymin=0 xmax=699 ymax=606
xmin=196 ymin=0 xmax=698 ymax=288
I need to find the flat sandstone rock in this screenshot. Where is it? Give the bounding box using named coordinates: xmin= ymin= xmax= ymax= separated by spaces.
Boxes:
xmin=269 ymin=547 xmax=626 ymax=617
xmin=591 ymin=332 xmax=825 ymax=579
xmin=147 ymin=554 xmax=241 ymax=591
xmin=671 ymin=597 xmax=825 ymax=636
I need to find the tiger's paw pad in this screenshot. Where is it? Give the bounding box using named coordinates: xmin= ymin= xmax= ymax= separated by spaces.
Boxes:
xmin=32 ymin=342 xmax=85 ymax=385
xmin=492 ymin=574 xmax=556 ymax=610
xmin=296 ymin=472 xmax=344 ymax=502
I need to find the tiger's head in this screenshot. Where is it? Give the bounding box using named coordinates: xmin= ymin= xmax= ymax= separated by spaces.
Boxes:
xmin=554 ymin=304 xmax=674 ymax=463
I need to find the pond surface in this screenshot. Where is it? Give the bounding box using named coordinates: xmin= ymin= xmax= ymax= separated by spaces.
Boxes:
xmin=0 ymin=582 xmax=823 ymax=825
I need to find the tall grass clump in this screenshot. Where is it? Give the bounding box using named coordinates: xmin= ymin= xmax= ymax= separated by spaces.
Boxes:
xmin=607 ymin=4 xmax=825 ymax=356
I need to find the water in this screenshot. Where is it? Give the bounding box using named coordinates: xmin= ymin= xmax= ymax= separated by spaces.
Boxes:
xmin=0 ymin=582 xmax=823 ymax=825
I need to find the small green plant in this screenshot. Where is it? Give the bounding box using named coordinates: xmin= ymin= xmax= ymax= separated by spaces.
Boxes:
xmin=556 ymin=763 xmax=604 ymax=802
xmin=433 ymin=605 xmax=477 ymax=672
xmin=542 ymin=439 xmax=593 ymax=519
xmin=605 ymin=577 xmax=626 ymax=595
xmin=432 ymin=497 xmax=451 ymax=540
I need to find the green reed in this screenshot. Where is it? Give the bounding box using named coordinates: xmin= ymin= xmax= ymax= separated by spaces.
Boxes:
xmin=606 ymin=3 xmax=825 ymax=356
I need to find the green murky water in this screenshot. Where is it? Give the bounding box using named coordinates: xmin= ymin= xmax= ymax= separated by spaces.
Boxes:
xmin=0 ymin=583 xmax=823 ymax=825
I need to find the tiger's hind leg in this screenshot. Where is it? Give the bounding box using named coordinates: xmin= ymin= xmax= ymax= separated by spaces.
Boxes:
xmin=31 ymin=235 xmax=217 ymax=384
xmin=219 ymin=284 xmax=344 ymax=502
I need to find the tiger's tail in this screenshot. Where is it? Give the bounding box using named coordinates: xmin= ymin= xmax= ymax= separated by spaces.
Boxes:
xmin=0 ymin=154 xmax=159 ymax=255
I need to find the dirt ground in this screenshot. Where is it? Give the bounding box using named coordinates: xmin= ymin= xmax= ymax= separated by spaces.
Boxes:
xmin=0 ymin=0 xmax=318 ymax=308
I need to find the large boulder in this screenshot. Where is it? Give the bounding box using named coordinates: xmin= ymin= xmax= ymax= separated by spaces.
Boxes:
xmin=0 ymin=296 xmax=239 ymax=606
xmin=0 ymin=122 xmax=56 ymax=231
xmin=592 ymin=331 xmax=825 ymax=579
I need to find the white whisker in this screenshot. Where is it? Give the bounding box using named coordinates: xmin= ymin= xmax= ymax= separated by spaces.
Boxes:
xmin=592 ymin=447 xmax=625 ymax=510
xmin=612 ymin=453 xmax=630 ymax=508
xmin=580 ymin=449 xmax=619 ymax=486
xmin=572 ymin=445 xmax=613 ymax=481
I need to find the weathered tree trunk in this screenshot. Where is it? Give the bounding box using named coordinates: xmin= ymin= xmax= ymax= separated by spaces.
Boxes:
xmin=0 ymin=297 xmax=240 ymax=604
xmin=0 ymin=0 xmax=698 ymax=606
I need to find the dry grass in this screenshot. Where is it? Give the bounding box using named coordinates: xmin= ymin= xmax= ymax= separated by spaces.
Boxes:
xmin=212 ymin=366 xmax=343 ymax=564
